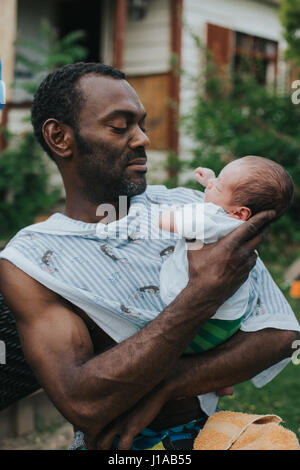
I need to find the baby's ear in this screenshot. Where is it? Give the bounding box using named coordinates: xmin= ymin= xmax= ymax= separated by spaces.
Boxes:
xmin=229 ymin=207 xmax=252 ymax=221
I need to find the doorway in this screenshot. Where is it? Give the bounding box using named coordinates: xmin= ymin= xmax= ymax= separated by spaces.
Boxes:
xmin=56 ymin=0 xmax=102 ymax=62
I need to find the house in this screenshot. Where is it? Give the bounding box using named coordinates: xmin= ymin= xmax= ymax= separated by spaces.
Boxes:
xmin=0 ymin=0 xmax=289 ymax=442
xmin=0 ymin=0 xmax=287 ymax=185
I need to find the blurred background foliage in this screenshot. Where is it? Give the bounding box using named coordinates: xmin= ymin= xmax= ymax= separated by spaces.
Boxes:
xmin=280 ymin=0 xmax=300 ymax=67
xmin=0 ymin=21 xmax=87 ymax=240
xmin=0 ymin=131 xmax=60 ymax=239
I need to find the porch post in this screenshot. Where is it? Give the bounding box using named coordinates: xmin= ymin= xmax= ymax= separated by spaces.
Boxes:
xmin=170 ymin=0 xmax=183 ymax=156
xmin=0 ymin=0 xmax=18 ymax=103
xmin=113 ymin=0 xmax=128 ymax=70
xmin=0 ymin=0 xmax=18 ymax=150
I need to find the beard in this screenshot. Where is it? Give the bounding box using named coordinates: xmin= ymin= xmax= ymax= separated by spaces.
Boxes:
xmin=75 ymin=130 xmax=147 ymax=204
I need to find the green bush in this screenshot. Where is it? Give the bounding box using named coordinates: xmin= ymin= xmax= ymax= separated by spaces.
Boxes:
xmin=0 ymin=132 xmax=60 ymax=239
xmin=280 ymin=0 xmax=300 ymax=67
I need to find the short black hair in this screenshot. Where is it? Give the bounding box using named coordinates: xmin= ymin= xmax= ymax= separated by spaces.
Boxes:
xmin=31 ymin=62 xmax=126 ymax=161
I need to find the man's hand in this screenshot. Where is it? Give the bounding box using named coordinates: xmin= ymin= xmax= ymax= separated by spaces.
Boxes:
xmin=186 ymin=209 xmax=275 ymax=309
xmin=85 ymin=386 xmax=168 ymax=450
xmin=194 ymin=167 xmax=216 ymax=187
xmin=89 ymin=384 xmax=236 ymax=450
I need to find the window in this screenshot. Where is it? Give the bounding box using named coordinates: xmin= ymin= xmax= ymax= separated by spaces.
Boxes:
xmin=207 ymin=23 xmax=278 ymax=86
xmin=234 ymin=32 xmax=278 ymax=85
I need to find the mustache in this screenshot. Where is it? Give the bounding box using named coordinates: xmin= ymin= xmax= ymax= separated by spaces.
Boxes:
xmin=126 ymin=148 xmax=147 ymax=165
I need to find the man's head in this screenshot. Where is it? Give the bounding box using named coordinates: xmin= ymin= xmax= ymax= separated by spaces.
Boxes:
xmin=31 ymin=63 xmax=150 ymax=204
xmin=204 ymin=156 xmax=294 ymax=221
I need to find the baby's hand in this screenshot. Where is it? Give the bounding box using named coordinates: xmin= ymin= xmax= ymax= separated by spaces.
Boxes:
xmin=194 ymin=167 xmax=216 ymax=187
xmin=159 ymin=211 xmax=177 ymax=233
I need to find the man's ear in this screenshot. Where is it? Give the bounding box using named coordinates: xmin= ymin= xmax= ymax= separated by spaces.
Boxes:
xmin=229 ymin=206 xmax=252 ymax=221
xmin=42 ymin=119 xmax=74 ymax=160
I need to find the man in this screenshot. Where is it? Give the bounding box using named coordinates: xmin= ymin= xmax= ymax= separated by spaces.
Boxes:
xmin=0 ymin=63 xmax=299 ymax=450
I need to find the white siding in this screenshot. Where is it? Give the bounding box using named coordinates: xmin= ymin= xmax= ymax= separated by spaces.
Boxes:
xmin=102 ymin=0 xmax=171 ymax=75
xmin=124 ymin=0 xmax=171 ymax=76
xmin=101 ymin=0 xmax=114 ymax=65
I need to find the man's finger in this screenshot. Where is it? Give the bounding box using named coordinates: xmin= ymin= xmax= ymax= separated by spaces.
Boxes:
xmin=237 ymin=251 xmax=258 ymax=285
xmin=96 ymin=425 xmax=123 ymax=450
xmin=243 ymin=226 xmax=270 ymax=253
xmin=117 ymin=432 xmax=135 ymax=450
xmin=216 ymin=386 xmax=234 ymax=397
xmin=226 ymin=210 xmax=276 ymax=249
xmin=117 ymin=422 xmax=139 ymax=450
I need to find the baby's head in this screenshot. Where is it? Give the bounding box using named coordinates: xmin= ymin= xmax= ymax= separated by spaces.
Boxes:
xmin=204 ymin=156 xmax=294 ymax=221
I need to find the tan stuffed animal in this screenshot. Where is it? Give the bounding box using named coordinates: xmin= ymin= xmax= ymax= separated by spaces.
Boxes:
xmin=193 ymin=411 xmax=300 ymax=450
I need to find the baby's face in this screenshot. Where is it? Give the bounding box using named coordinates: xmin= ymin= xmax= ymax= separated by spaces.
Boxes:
xmin=204 ymin=161 xmax=250 ymax=218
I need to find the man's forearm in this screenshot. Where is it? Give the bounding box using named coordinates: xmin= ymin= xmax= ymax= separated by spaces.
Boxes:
xmin=75 ymin=286 xmax=221 ymax=433
xmin=162 ymin=328 xmax=299 ymax=400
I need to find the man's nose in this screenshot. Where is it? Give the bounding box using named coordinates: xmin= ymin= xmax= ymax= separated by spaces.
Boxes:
xmin=129 ymin=126 xmax=151 ymax=149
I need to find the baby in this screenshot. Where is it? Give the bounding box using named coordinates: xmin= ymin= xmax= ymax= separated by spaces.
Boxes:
xmin=159 ymin=156 xmax=294 ymax=355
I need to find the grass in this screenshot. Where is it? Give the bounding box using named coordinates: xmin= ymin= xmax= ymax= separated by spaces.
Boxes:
xmin=219 ymin=363 xmax=300 ymax=439
xmin=219 ymin=243 xmax=300 ymax=440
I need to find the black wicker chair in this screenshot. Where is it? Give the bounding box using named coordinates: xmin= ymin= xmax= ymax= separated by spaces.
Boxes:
xmin=0 ymin=292 xmax=40 ymax=412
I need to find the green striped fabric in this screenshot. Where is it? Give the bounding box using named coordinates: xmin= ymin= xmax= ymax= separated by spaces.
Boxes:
xmin=184 ymin=316 xmax=245 ymax=354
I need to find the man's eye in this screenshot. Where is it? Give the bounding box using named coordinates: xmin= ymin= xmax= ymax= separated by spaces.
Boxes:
xmin=111 ymin=126 xmax=128 ymax=133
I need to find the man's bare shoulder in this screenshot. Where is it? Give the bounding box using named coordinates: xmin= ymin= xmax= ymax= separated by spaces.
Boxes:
xmin=0 ymin=259 xmax=114 ymax=348
xmin=0 ymin=259 xmax=61 ymax=316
